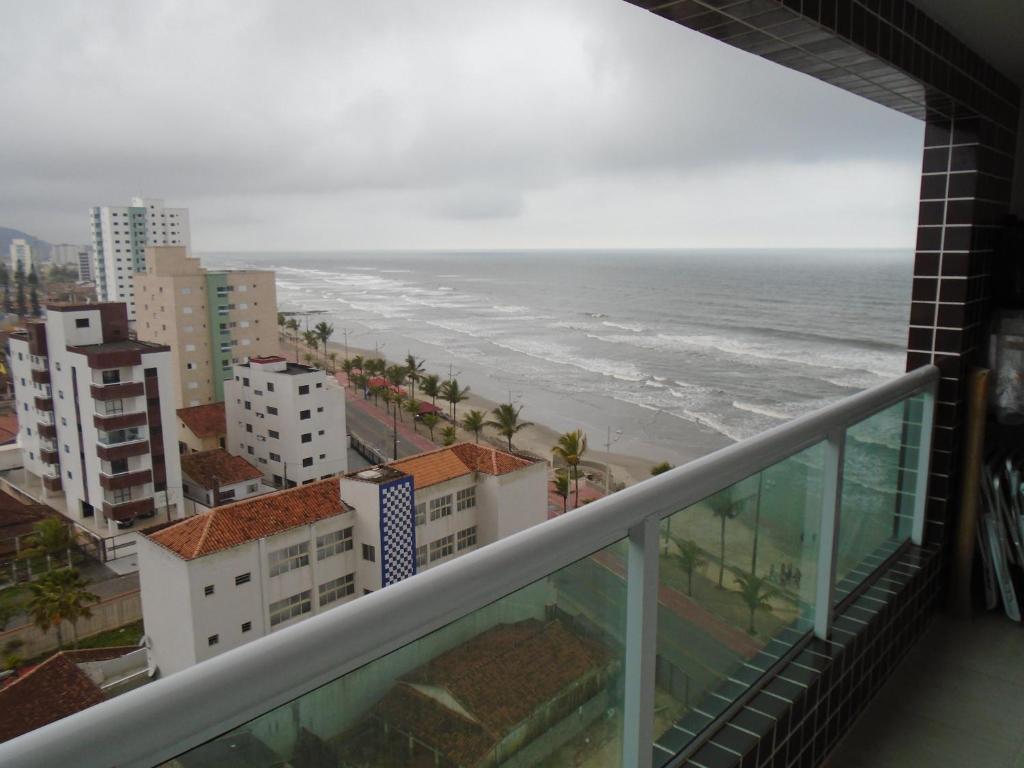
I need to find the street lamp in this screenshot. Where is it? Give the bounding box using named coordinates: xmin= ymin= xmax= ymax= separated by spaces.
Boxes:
xmin=603 ymin=427 xmax=623 ymax=496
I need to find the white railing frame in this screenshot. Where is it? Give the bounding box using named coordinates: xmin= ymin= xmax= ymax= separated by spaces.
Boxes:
xmin=0 ymin=365 xmax=938 ymax=768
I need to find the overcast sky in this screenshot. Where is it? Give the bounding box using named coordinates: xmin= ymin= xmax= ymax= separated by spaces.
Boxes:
xmin=0 ymin=0 xmax=923 ymax=251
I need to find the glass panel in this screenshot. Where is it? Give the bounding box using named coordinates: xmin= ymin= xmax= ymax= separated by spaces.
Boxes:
xmin=167 ymin=540 xmax=628 ymax=767
xmin=652 ymin=443 xmax=823 ymax=764
xmin=834 ymin=395 xmax=924 ymax=599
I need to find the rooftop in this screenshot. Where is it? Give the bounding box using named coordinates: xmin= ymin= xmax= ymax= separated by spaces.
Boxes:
xmin=176 ymin=403 xmax=226 ymax=438
xmin=0 ymin=654 xmax=105 ymax=744
xmin=238 ymin=358 xmax=318 ymax=375
xmin=180 ymin=449 xmax=262 ymax=490
xmin=146 ymin=478 xmax=351 ymax=560
xmin=345 ymin=465 xmax=409 ymax=485
xmin=389 ymin=442 xmax=537 ymax=489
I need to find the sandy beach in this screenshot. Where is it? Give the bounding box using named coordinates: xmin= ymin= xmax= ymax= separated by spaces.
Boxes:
xmin=277 ymin=332 xmax=715 ymax=489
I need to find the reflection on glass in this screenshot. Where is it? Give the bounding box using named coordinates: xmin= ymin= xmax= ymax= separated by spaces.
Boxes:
xmin=834 ymin=395 xmax=924 ymax=596
xmin=168 ymin=540 xmax=628 ymax=767
xmin=652 ymin=443 xmax=824 ymax=764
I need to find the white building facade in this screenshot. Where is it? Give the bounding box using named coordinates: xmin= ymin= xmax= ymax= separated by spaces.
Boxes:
xmin=9 ymin=238 xmax=33 ymax=275
xmin=9 ymin=304 xmax=183 ymax=530
xmin=224 ymin=356 xmax=347 ymax=488
xmin=89 ymin=197 xmax=190 ymax=318
xmin=138 ymin=444 xmax=546 ymax=676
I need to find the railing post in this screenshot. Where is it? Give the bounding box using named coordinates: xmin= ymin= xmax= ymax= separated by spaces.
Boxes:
xmin=815 ymin=428 xmax=845 ymax=640
xmin=622 ymin=516 xmax=659 ymax=768
xmin=911 ymin=385 xmax=936 ymax=546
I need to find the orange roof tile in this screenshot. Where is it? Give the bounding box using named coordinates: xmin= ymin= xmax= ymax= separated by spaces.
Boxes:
xmin=176 ymin=403 xmax=226 ymax=438
xmin=146 ymin=478 xmax=349 ymax=560
xmin=0 ymin=653 xmax=106 ymax=743
xmin=181 ymin=449 xmax=263 ymax=490
xmin=390 ymin=442 xmax=536 ymax=489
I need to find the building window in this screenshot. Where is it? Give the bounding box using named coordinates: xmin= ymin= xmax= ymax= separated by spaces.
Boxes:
xmin=267 ymin=406 xmax=278 ymax=415
xmin=101 ymin=370 xmax=120 ymax=384
xmin=244 ymin=401 xmax=251 ymax=410
xmin=318 ymin=573 xmax=355 ymax=606
xmin=302 ymin=457 xmax=313 ymax=467
xmin=456 ymin=486 xmax=476 ymax=511
xmin=269 ymin=452 xmax=281 ymax=462
xmin=316 ymin=527 xmax=354 ymax=560
xmin=457 ymin=526 xmax=478 ymax=551
xmin=75 ymin=318 xmax=90 ymax=328
xmin=298 ymin=384 xmax=309 ymax=395
xmin=103 ymin=399 xmax=125 ymax=415
xmin=362 ymin=544 xmax=375 ymax=562
xmin=267 ymin=382 xmax=274 ymax=392
xmin=299 ymin=410 xmax=310 ymax=420
xmin=415 ymin=502 xmax=426 ymax=526
xmin=208 ymin=634 xmax=219 ymax=646
xmin=112 ymin=488 xmax=131 ymax=504
xmin=429 ymin=535 xmax=455 ymax=562
xmin=235 ymin=572 xmax=251 ymax=586
xmin=416 ymin=545 xmax=427 ymax=568
xmin=268 ymin=542 xmax=309 ymax=577
xmin=301 ymin=433 xmax=311 ymax=443
xmin=429 ymin=495 xmax=453 ymax=521
xmin=245 ymin=423 xmax=253 ymax=433
xmin=241 ymin=621 xmax=252 ymax=633
xmin=268 ymin=590 xmax=312 ymax=627
xmin=247 ymin=483 xmax=258 ymax=493
xmin=204 ymin=585 xmax=215 ymax=596
xmin=268 ymin=430 xmax=279 ymax=439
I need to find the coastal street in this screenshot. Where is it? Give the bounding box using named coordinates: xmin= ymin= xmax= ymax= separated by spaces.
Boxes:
xmin=342 ymin=385 xmax=437 ymax=460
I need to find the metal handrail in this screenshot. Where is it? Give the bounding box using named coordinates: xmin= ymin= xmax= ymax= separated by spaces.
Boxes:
xmin=0 ymin=365 xmax=939 ymax=768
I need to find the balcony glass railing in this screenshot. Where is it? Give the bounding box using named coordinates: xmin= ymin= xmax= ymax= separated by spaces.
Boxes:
xmin=0 ymin=366 xmax=937 ymax=768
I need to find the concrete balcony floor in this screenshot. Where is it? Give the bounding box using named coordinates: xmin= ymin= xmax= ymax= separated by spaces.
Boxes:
xmin=826 ymin=612 xmax=1024 ymax=768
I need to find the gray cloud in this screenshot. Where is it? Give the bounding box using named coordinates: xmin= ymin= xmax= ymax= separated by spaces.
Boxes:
xmin=0 ymin=0 xmax=923 ymax=249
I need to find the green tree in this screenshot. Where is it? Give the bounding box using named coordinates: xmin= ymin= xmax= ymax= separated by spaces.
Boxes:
xmin=341 ymin=358 xmax=355 ymax=386
xmin=553 ymin=469 xmax=570 ymax=515
xmin=314 ymin=321 xmax=334 ymax=363
xmin=302 ymin=330 xmax=319 ymax=357
xmin=485 ymin=403 xmax=532 ymax=452
xmin=672 ymin=538 xmax=706 ymax=597
xmin=732 ymin=569 xmax=778 ymax=635
xmin=277 ymin=312 xmax=285 ymax=329
xmin=14 ymin=262 xmax=26 ymax=317
xmin=708 ymin=492 xmax=741 ymax=588
xmin=351 ymin=354 xmax=364 ymax=372
xmin=405 ymin=354 xmax=425 ymax=400
xmin=327 ymin=351 xmax=338 ymax=373
xmin=439 ymin=378 xmax=470 ymax=422
xmin=461 ymin=410 xmax=486 ymax=444
xmin=421 ymin=412 xmax=440 ymax=441
xmin=552 ymin=429 xmax=588 ymax=510
xmin=351 ymin=372 xmax=369 ymax=397
xmin=285 ymin=318 xmax=301 ymax=360
xmin=441 ymin=425 xmax=458 ymax=446
xmin=385 ymin=364 xmax=407 ymax=390
xmin=403 ymin=398 xmax=421 ymax=432
xmin=27 ymin=568 xmax=99 ymax=650
xmin=21 ymin=518 xmax=73 ymax=570
xmin=420 ymin=374 xmax=441 ymax=407
xmin=650 ymin=461 xmax=673 ymax=476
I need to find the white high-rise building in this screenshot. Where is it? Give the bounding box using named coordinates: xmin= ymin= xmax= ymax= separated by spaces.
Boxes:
xmin=49 ymin=243 xmax=86 ymax=266
xmin=89 ymin=197 xmax=191 ymax=318
xmin=77 ymin=248 xmax=94 ymax=283
xmin=9 ymin=239 xmax=33 ymax=275
xmin=224 ymin=356 xmax=348 ymax=487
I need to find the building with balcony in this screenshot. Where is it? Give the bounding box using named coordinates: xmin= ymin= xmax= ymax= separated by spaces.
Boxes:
xmin=134 ymin=246 xmax=278 ymax=406
xmin=89 ymin=197 xmax=190 ymax=318
xmin=175 ymin=402 xmax=226 ymax=454
xmin=224 ymin=355 xmax=347 ymax=488
xmin=138 ymin=443 xmax=546 ymax=677
xmin=8 ymin=303 xmax=183 ymax=529
xmin=2 ymin=3 xmax=1022 ymax=768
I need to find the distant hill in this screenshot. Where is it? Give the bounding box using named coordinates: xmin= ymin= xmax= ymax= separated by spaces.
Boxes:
xmin=0 ymin=227 xmax=52 ymax=260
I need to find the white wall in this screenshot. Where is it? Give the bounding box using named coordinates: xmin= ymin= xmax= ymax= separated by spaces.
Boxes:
xmin=138 ymin=536 xmax=199 ymax=676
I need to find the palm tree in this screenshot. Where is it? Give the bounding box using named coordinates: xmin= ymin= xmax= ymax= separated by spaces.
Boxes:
xmin=365 ymin=358 xmax=386 ymax=377
xmin=314 ymin=321 xmax=334 ymax=363
xmin=328 ymin=351 xmax=338 ymax=373
xmin=303 ymin=352 xmax=315 ymax=366
xmin=405 ymin=354 xmax=425 ymax=399
xmin=462 ymin=410 xmax=486 ymax=443
xmin=733 ymin=569 xmax=778 ymax=635
xmin=302 ymin=330 xmax=319 ymax=359
xmin=286 ymin=318 xmax=301 ymax=361
xmin=441 ymin=425 xmax=458 ymax=446
xmin=673 ymin=538 xmax=706 ymax=597
xmin=420 ymin=374 xmax=441 ymax=407
xmin=277 ymin=312 xmax=285 ymax=330
xmin=552 ymin=429 xmax=588 ymax=510
xmin=22 ymin=518 xmax=73 ymax=570
xmin=708 ymin=492 xmax=741 ymax=588
xmin=351 ymin=354 xmax=364 ymax=372
xmin=404 ymin=398 xmax=421 ymax=431
xmin=385 ymin=364 xmax=407 ymax=390
xmin=27 ymin=568 xmax=99 ymax=650
xmin=341 ymin=358 xmax=355 ymax=385
xmin=421 ymin=412 xmax=440 ymax=441
xmin=553 ymin=469 xmax=570 ymax=515
xmin=351 ymin=372 xmax=369 ymax=398
xmin=485 ymin=403 xmax=532 ymax=452
xmin=440 ymin=379 xmax=470 ymax=421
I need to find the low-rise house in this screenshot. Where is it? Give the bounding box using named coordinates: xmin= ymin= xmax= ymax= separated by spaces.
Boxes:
xmin=180 ymin=449 xmax=268 ymax=513
xmin=175 ymin=403 xmax=226 ymax=454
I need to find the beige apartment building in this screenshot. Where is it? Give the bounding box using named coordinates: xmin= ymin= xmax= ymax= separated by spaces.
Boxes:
xmin=135 ymin=247 xmax=278 ymax=408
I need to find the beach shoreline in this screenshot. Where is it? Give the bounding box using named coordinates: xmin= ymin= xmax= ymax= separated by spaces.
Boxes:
xmin=278 ymin=331 xmax=726 ymax=489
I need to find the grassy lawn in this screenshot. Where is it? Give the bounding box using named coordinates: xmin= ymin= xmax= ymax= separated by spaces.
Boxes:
xmin=14 ymin=620 xmax=145 ymax=668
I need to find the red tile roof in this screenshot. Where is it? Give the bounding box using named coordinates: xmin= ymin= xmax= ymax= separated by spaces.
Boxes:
xmin=146 ymin=478 xmax=349 ymax=560
xmin=181 ymin=449 xmax=263 ymax=490
xmin=176 ymin=403 xmax=226 ymax=438
xmin=390 ymin=442 xmax=536 ymax=489
xmin=0 ymin=653 xmax=106 ymax=743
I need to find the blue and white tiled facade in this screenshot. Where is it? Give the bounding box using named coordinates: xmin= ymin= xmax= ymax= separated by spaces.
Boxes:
xmin=378 ymin=477 xmax=417 ymax=586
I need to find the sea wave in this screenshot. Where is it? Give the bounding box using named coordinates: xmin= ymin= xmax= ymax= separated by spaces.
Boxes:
xmin=602 ymin=320 xmax=648 ymax=333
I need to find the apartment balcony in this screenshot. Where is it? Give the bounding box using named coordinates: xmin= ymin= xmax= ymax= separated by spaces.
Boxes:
xmin=33 ymin=395 xmax=53 ymax=412
xmin=102 ymin=497 xmax=154 ymax=522
xmin=41 ymin=475 xmax=62 ymax=493
xmin=39 ymin=448 xmax=59 ymax=465
xmin=90 ymin=381 xmax=145 ymax=400
xmin=96 ymin=439 xmax=149 ymax=462
xmin=30 ymin=368 xmax=50 ymax=385
xmin=93 ymin=411 xmax=147 ymax=431
xmin=98 ymin=468 xmax=152 ymax=491
xmin=36 ymin=422 xmax=56 ymax=439
xmin=0 ymin=366 xmax=942 ymax=768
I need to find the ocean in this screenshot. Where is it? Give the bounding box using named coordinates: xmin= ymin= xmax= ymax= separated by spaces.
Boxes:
xmin=201 ymin=249 xmax=912 ymax=465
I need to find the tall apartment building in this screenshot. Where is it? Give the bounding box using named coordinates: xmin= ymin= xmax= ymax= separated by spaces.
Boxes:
xmin=138 ymin=443 xmax=546 ymax=676
xmin=9 ymin=239 xmax=33 ymax=275
xmin=224 ymin=356 xmax=347 ymax=487
xmin=48 ymin=244 xmax=86 ymax=266
xmin=9 ymin=304 xmax=183 ymax=530
xmin=134 ymin=246 xmax=278 ymax=407
xmin=89 ymin=197 xmax=190 ymax=318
